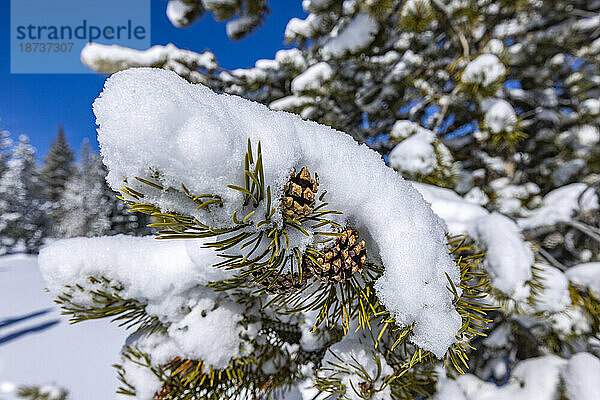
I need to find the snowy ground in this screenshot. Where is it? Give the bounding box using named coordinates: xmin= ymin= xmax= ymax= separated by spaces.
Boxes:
xmin=0 ymin=254 xmax=126 ymax=400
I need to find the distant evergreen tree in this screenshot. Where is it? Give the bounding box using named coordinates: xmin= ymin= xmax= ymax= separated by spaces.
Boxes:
xmin=57 ymin=140 xmax=111 ymax=238
xmin=39 ymin=125 xmax=75 ymax=235
xmin=39 ymin=125 xmax=74 ymax=203
xmin=0 ymin=135 xmax=47 ymax=254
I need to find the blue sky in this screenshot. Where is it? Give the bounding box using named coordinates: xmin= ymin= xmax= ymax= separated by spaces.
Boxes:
xmin=0 ymin=1 xmax=305 ymax=158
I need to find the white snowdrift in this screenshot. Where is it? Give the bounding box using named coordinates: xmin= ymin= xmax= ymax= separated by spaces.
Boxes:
xmin=0 ymin=255 xmax=125 ymax=400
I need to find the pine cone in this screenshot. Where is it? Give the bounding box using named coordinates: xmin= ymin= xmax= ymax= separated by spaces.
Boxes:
xmin=281 ymin=167 xmax=318 ymax=219
xmin=303 ymin=228 xmax=367 ymax=282
xmin=253 ymin=269 xmax=311 ymax=294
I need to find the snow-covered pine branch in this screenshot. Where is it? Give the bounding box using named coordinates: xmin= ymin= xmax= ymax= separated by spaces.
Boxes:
xmin=39 ymin=68 xmax=494 ymax=399
xmin=81 ymin=43 xmax=218 ymax=84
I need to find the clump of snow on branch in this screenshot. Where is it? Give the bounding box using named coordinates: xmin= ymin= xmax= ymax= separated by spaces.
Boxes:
xmin=118 ymin=355 xmax=163 ymax=399
xmin=40 ymin=235 xmax=228 ymax=298
xmin=472 ymin=213 xmax=533 ymax=296
xmin=226 ymin=15 xmax=260 ymax=40
xmin=285 ymin=14 xmax=327 ymax=42
xmin=291 ymin=62 xmax=333 ymax=93
xmin=572 ymin=125 xmax=600 ymax=147
xmin=270 ymin=95 xmax=314 ymax=111
xmin=388 ymin=121 xmax=454 ymax=180
xmin=390 ymin=120 xmax=426 ymax=141
xmin=389 ymin=128 xmax=436 ymax=175
xmin=461 ymin=54 xmax=506 ymax=86
xmin=81 ymin=43 xmax=217 ymax=82
xmin=92 ymin=68 xmax=462 ymax=357
xmin=518 ymin=183 xmax=598 ymax=229
xmin=412 ymin=183 xmax=489 ymax=235
xmin=482 ymin=99 xmax=518 ymax=134
xmin=320 ymin=14 xmax=378 ymax=59
xmin=274 ymin=48 xmax=307 ymax=70
xmin=566 ymin=262 xmax=600 ymax=296
xmin=166 ymin=0 xmax=198 ymax=27
xmin=524 ymin=264 xmax=592 ymax=338
xmin=533 ymin=264 xmax=571 ymax=313
xmin=486 ymin=178 xmax=540 ymax=216
xmin=413 ymin=184 xmax=535 ymax=298
xmin=562 ymin=352 xmax=600 ymax=400
xmin=578 ymin=99 xmax=600 ymax=116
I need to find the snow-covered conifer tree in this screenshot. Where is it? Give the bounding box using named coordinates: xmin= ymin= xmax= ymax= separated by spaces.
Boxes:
xmin=0 ymin=135 xmax=47 ymax=254
xmin=39 ymin=125 xmax=75 ymax=234
xmin=39 ymin=125 xmax=75 ymax=203
xmin=41 ymin=1 xmax=600 ymax=398
xmin=56 ymin=140 xmax=111 ymax=238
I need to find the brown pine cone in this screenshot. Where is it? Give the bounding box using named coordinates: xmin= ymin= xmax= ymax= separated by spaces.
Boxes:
xmin=281 ymin=167 xmax=318 ymax=219
xmin=303 ymin=228 xmax=367 ymax=283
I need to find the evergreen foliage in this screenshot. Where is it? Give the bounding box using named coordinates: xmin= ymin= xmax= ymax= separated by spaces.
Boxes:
xmin=56 ymin=139 xmax=150 ymax=238
xmin=82 ymin=1 xmax=600 ymax=210
xmin=165 ymin=0 xmax=270 ymax=40
xmin=39 ymin=125 xmax=74 ymax=203
xmin=39 ymin=125 xmax=75 ymax=233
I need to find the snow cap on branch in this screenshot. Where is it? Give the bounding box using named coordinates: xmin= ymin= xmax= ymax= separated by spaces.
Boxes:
xmin=461 ymin=54 xmax=506 ymax=86
xmin=389 ymin=128 xmax=436 ymax=174
xmin=39 ymin=235 xmax=229 ymax=301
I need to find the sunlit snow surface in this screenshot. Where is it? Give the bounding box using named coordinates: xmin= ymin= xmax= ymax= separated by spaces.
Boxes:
xmin=0 ymin=254 xmax=126 ymax=400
